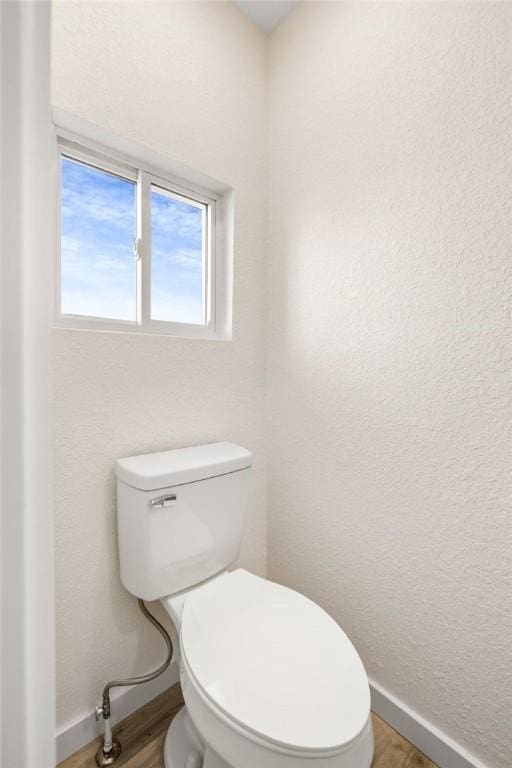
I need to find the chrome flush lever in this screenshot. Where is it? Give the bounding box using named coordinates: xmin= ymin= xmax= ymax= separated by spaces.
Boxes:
xmin=149 ymin=494 xmax=177 ymax=509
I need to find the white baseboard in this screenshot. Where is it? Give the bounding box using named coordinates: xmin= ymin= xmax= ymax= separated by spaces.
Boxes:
xmin=56 ymin=668 xmax=489 ymax=768
xmin=369 ymin=679 xmax=489 ymax=768
xmin=55 ymin=663 xmax=180 ymax=764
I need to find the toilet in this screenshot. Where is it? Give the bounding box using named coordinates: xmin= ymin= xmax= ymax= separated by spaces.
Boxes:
xmin=116 ymin=442 xmax=374 ymax=768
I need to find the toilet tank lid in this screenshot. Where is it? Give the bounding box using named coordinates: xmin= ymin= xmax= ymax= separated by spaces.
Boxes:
xmin=116 ymin=442 xmax=252 ymax=491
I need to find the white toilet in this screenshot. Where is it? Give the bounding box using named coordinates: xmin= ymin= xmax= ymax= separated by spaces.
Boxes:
xmin=116 ymin=442 xmax=374 ymax=768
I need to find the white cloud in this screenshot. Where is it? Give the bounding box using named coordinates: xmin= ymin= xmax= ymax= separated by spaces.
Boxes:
xmin=151 ymin=287 xmax=203 ymax=325
xmin=61 ymin=159 xmax=135 ymax=230
xmin=153 ymin=247 xmax=202 ymax=272
xmin=151 ymin=191 xmax=203 ymax=241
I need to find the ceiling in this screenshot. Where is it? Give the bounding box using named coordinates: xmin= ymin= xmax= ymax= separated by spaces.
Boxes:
xmin=234 ymin=1 xmax=298 ymax=33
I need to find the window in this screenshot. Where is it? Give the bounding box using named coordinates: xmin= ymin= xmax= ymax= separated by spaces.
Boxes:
xmin=57 ymin=137 xmax=219 ymax=337
xmin=60 ymin=156 xmax=137 ymax=321
xmin=150 ymin=185 xmax=206 ymax=325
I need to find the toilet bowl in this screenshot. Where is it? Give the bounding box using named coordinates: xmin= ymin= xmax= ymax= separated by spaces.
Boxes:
xmin=115 ymin=442 xmax=374 ymax=768
xmin=161 ymin=569 xmax=373 ymax=768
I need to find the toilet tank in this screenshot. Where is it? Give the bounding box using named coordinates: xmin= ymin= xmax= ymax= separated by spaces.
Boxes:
xmin=115 ymin=442 xmax=252 ymax=601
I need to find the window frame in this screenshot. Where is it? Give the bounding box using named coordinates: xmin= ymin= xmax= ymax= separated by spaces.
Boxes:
xmin=56 ymin=135 xmax=218 ymax=339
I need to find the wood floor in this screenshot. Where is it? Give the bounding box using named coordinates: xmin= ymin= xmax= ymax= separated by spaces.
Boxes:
xmin=58 ymin=684 xmax=438 ymax=768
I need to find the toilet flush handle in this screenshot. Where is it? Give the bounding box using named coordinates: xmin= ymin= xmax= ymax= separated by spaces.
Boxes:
xmin=148 ymin=493 xmax=177 ymax=509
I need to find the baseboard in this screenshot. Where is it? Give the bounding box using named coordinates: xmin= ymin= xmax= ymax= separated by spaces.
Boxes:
xmin=369 ymin=679 xmax=489 ymax=768
xmin=55 ymin=663 xmax=180 ymax=764
xmin=56 ymin=668 xmax=489 ymax=767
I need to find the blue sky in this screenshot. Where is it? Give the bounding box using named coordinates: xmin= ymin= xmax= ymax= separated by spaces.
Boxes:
xmin=151 ymin=187 xmax=204 ymax=324
xmin=61 ymin=157 xmax=204 ymax=324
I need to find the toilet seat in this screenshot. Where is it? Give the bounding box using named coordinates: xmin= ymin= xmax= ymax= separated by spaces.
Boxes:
xmin=179 ymin=569 xmax=371 ymax=757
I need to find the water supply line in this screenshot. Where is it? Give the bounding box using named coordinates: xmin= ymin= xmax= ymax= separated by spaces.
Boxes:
xmin=94 ymin=598 xmax=174 ymax=767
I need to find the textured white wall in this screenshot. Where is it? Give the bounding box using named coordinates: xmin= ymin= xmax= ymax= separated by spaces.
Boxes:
xmin=53 ymin=2 xmax=512 ymax=763
xmin=51 ymin=0 xmax=267 ymax=730
xmin=267 ymin=3 xmax=511 ymax=767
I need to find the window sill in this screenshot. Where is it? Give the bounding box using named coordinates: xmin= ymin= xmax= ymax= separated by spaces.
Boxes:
xmin=53 ymin=315 xmax=230 ymax=341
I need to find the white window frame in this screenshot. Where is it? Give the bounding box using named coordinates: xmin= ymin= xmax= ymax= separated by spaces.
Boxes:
xmin=56 ymin=135 xmax=220 ymax=339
